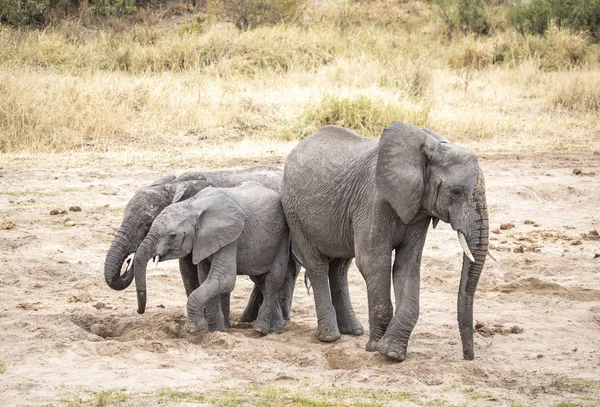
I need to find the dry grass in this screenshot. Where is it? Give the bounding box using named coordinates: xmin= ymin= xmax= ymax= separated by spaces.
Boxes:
xmin=0 ymin=0 xmax=599 ymax=155
xmin=549 ymin=71 xmax=600 ymax=113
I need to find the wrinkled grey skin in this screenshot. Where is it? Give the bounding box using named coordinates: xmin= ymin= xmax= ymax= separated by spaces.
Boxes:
xmin=282 ymin=122 xmax=489 ymax=361
xmin=134 ymin=182 xmax=291 ymax=334
xmin=104 ymin=166 xmax=298 ymax=326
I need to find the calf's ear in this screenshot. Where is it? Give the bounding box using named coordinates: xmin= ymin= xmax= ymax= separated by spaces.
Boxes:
xmin=192 ymin=192 xmax=246 ymax=264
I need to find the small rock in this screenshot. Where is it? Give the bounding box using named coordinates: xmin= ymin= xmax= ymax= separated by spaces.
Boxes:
xmin=492 ymin=228 xmax=501 ymax=234
xmin=477 ymin=326 xmax=494 ymax=337
xmin=64 ymin=221 xmax=76 ymax=227
xmin=431 ymin=245 xmax=439 ymax=250
xmin=510 ymin=325 xmax=523 ymax=334
xmin=537 ymin=354 xmax=544 ymax=359
xmin=93 ymin=302 xmax=106 ymax=309
xmin=594 ymin=253 xmax=599 ymax=259
xmin=157 ymin=304 xmax=165 ymax=308
xmin=475 ymin=321 xmax=486 ymax=330
xmin=60 ymin=210 xmax=68 ymax=215
xmin=524 ymin=220 xmax=535 ymax=225
xmin=0 ymin=220 xmax=15 ymax=230
xmin=570 ymin=240 xmax=582 ymax=246
xmin=513 ymin=246 xmax=524 ymax=253
xmin=49 ymin=209 xmax=60 ymax=215
xmin=573 ymin=168 xmax=582 ymax=175
xmin=69 ymin=206 xmax=82 ymax=212
xmin=500 ymin=223 xmax=515 ymax=230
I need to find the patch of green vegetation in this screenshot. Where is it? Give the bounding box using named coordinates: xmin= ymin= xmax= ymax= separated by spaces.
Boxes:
xmin=95 ymin=389 xmax=128 ymax=406
xmin=296 ymin=94 xmax=431 ymax=139
xmin=157 ymin=388 xmax=206 ymax=403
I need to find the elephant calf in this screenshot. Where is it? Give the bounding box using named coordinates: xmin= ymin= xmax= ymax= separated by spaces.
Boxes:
xmin=133 ymin=182 xmax=292 ymax=334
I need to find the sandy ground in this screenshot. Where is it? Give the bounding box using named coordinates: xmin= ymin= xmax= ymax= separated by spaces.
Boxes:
xmin=0 ymin=152 xmax=599 ymax=407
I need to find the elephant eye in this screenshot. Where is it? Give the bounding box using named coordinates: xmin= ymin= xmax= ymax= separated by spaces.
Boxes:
xmin=169 ymin=233 xmax=177 ymax=240
xmin=451 ymin=188 xmax=462 ymax=198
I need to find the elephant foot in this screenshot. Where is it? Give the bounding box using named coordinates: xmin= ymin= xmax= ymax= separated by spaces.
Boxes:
xmin=269 ymin=316 xmax=286 ymax=333
xmin=253 ymin=319 xmax=271 ymax=335
xmin=365 ymin=339 xmax=379 ymax=352
xmin=239 ymin=312 xmax=255 ymax=323
xmin=376 ymin=335 xmax=407 ymax=362
xmin=185 ymin=316 xmax=208 ymax=333
xmin=337 ymin=315 xmax=364 ymax=336
xmin=315 ymin=322 xmax=341 ymax=342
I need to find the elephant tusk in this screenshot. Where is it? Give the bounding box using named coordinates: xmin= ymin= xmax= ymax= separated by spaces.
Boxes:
xmin=153 ymin=254 xmax=160 ymax=268
xmin=488 ymin=251 xmax=498 ymax=263
xmin=125 ymin=253 xmax=135 ymax=272
xmin=458 ymin=231 xmax=475 ymax=263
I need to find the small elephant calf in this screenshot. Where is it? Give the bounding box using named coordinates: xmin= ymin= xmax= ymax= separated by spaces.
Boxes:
xmin=133 ymin=181 xmax=291 ymax=334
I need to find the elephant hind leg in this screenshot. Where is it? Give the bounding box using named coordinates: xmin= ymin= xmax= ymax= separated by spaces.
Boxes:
xmin=239 ymin=284 xmax=263 ymax=323
xmin=253 ymin=266 xmax=286 ymax=335
xmin=329 ymin=257 xmax=364 ymax=336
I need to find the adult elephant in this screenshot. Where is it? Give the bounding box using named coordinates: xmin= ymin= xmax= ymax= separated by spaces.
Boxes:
xmin=282 ymin=122 xmax=489 ymax=361
xmin=104 ymin=166 xmax=297 ymax=325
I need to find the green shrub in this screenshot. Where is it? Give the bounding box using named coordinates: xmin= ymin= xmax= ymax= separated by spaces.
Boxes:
xmin=0 ymin=0 xmax=64 ymax=26
xmin=208 ymin=0 xmax=306 ymax=30
xmin=509 ymin=0 xmax=600 ymax=41
xmin=458 ymin=0 xmax=490 ymax=34
xmin=297 ymin=94 xmax=431 ymax=139
xmin=430 ymin=0 xmax=490 ymax=35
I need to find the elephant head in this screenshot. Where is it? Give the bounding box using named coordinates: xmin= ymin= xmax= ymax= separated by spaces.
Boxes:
xmin=133 ymin=188 xmax=245 ymax=314
xmin=103 ymin=177 xmax=211 ymax=291
xmin=376 ymin=122 xmax=489 ymax=360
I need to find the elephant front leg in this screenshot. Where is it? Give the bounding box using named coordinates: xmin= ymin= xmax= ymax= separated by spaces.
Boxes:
xmin=356 ymin=252 xmax=393 ymax=352
xmin=376 ymin=224 xmax=428 ymax=361
xmin=329 ymin=258 xmax=364 ymax=336
xmin=195 ymin=261 xmax=227 ymax=332
xmin=187 ymin=244 xmax=237 ymax=332
xmin=179 ymin=255 xmax=200 ymax=297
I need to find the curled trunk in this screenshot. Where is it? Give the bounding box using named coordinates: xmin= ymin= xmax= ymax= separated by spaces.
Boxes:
xmin=104 ymin=226 xmax=136 ymax=290
xmin=457 ymin=171 xmax=489 ymax=360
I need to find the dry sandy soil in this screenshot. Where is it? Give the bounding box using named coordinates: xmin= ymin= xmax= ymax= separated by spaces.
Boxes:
xmin=0 ymin=152 xmax=599 ymax=407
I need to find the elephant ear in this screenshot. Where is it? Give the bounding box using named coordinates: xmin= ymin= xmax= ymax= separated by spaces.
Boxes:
xmin=191 ymin=191 xmax=246 ymax=264
xmin=150 ymin=174 xmax=177 ymax=186
xmin=376 ymin=122 xmax=440 ymax=224
xmin=172 ymin=180 xmax=212 ymax=203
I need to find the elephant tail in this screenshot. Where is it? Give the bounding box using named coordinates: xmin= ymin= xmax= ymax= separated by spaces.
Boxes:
xmin=289 ymin=240 xmax=310 ymax=295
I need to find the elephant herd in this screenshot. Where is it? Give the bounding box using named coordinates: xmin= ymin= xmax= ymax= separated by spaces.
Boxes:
xmin=104 ymin=122 xmax=490 ymax=362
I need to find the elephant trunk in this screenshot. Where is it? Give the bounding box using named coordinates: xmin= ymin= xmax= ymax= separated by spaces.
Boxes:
xmin=104 ymin=222 xmax=136 ymax=290
xmin=133 ymin=233 xmax=158 ymax=314
xmin=457 ymin=171 xmax=489 ymax=360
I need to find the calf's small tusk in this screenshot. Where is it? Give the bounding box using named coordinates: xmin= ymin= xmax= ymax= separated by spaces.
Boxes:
xmin=153 ymin=254 xmax=160 ymax=268
xmin=125 ymin=253 xmax=135 ymax=272
xmin=458 ymin=231 xmax=475 ymax=263
xmin=488 ymin=251 xmax=498 ymax=263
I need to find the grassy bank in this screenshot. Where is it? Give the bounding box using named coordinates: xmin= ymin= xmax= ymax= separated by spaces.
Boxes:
xmin=1 ymin=1 xmax=599 ymax=154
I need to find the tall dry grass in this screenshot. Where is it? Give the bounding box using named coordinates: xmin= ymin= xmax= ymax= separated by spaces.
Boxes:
xmin=1 ymin=0 xmax=599 ymax=155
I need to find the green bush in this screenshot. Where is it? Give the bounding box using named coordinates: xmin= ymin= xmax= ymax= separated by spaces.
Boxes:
xmin=509 ymin=0 xmax=600 ymax=41
xmin=208 ymin=0 xmax=306 ymax=30
xmin=458 ymin=0 xmax=490 ymax=34
xmin=297 ymin=94 xmax=431 ymax=139
xmin=430 ymin=0 xmax=490 ymax=35
xmin=0 ymin=0 xmax=136 ymax=26
xmin=0 ymin=0 xmax=64 ymax=26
